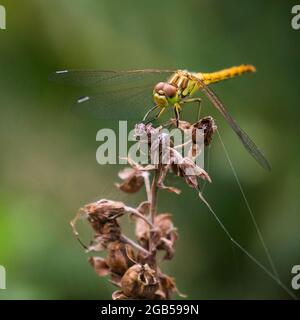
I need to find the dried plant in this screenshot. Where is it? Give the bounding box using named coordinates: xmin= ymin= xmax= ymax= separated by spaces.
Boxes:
xmin=71 ymin=117 xmax=216 ymax=300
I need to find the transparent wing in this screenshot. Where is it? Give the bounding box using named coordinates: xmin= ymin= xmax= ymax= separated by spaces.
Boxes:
xmin=196 ymin=78 xmax=271 ymax=171
xmin=50 ymin=69 xmax=174 ymax=87
xmin=73 ymin=83 xmax=155 ymax=120
xmin=51 ymin=69 xmax=174 ymax=120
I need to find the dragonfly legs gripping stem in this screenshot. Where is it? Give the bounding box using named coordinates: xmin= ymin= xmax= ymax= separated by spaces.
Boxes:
xmin=173 ymin=103 xmax=182 ymax=127
xmin=181 ymin=97 xmax=203 ymax=122
xmin=143 ymin=98 xmax=202 ymax=128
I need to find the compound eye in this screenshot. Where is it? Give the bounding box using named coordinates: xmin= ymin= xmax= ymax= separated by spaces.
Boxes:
xmin=164 ymin=84 xmax=177 ymax=98
xmin=154 ymin=82 xmax=165 ymax=93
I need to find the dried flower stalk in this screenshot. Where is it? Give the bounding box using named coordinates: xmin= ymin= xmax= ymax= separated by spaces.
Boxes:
xmin=71 ymin=117 xmax=216 ymax=299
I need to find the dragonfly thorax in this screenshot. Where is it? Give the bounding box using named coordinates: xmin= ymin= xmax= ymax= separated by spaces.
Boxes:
xmin=153 ymin=82 xmax=178 ymax=107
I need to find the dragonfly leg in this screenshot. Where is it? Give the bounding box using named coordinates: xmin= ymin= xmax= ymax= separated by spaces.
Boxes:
xmin=155 ymin=107 xmax=166 ymax=119
xmin=174 ymin=103 xmax=182 ymax=127
xmin=181 ymin=97 xmax=202 ymax=121
xmin=143 ymin=105 xmax=159 ymax=121
xmin=143 ymin=107 xmax=166 ymax=125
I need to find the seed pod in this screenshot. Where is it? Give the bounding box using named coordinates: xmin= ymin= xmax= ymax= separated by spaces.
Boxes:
xmin=193 ymin=116 xmax=217 ymax=146
xmin=112 ymin=290 xmax=130 ymax=300
xmin=157 ymin=271 xmax=186 ymax=300
xmin=89 ymin=256 xmax=110 ymax=277
xmin=116 ymin=167 xmax=144 ymax=193
xmin=155 ymin=213 xmax=178 ymax=260
xmin=85 ymin=199 xmax=126 ymax=223
xmin=106 ymin=242 xmax=135 ymax=276
xmin=88 ymin=219 xmax=122 ymax=252
xmin=172 ymin=156 xmax=211 ymax=188
xmin=120 ymin=264 xmax=159 ymax=299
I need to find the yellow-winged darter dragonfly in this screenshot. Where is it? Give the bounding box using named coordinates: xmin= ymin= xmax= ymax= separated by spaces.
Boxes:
xmin=52 ymin=65 xmax=270 ymax=171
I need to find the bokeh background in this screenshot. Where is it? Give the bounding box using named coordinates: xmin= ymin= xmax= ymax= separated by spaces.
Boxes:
xmin=0 ymin=0 xmax=299 ymax=299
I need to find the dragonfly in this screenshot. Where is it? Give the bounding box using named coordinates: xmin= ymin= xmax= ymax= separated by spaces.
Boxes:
xmin=51 ymin=65 xmax=271 ymax=171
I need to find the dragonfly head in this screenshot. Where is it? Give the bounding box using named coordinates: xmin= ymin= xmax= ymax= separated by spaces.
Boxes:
xmin=153 ymin=82 xmax=178 ymax=107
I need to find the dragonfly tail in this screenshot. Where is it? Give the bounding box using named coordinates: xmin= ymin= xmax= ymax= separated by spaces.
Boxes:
xmin=199 ymin=64 xmax=256 ymax=85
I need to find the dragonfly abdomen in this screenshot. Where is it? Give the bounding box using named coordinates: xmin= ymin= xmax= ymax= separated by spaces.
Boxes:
xmin=198 ymin=64 xmax=256 ymax=85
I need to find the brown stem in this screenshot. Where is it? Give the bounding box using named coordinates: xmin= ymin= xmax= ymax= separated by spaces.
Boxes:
xmin=150 ymin=169 xmax=159 ymax=224
xmin=125 ymin=206 xmax=155 ymax=228
xmin=149 ymin=169 xmax=159 ymax=253
xmin=142 ymin=171 xmax=152 ymax=203
xmin=120 ymin=235 xmax=150 ymax=256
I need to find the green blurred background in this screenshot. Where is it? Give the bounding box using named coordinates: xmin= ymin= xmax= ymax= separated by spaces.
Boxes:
xmin=0 ymin=0 xmax=299 ymax=299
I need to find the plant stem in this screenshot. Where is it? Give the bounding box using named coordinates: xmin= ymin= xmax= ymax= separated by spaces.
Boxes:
xmin=125 ymin=207 xmax=154 ymax=228
xmin=150 ymin=169 xmax=159 ymax=224
xmin=120 ymin=235 xmax=150 ymax=256
xmin=149 ymin=169 xmax=159 ymax=253
xmin=143 ymin=172 xmax=152 ymax=203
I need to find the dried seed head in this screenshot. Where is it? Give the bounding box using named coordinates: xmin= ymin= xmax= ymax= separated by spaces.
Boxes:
xmin=136 ymin=201 xmax=150 ymax=215
xmin=156 ymin=163 xmax=181 ymax=194
xmin=172 ymin=116 xmax=216 ymax=146
xmin=134 ymin=123 xmax=176 ymax=167
xmin=135 ymin=217 xmax=150 ymax=249
xmin=155 ymin=213 xmax=176 ymax=237
xmin=172 ymin=156 xmax=211 ymax=188
xmin=71 ymin=199 xmax=126 ymax=251
xmin=116 ymin=167 xmax=144 ymax=193
xmin=171 ymin=117 xmax=216 ymax=159
xmin=89 ymin=256 xmax=110 ymax=277
xmin=120 ymin=263 xmax=159 ymax=299
xmin=134 ymin=123 xmax=160 ymax=145
xmin=133 ymin=201 xmax=151 ymax=249
xmin=84 ymin=199 xmax=126 ymax=223
xmin=135 ymin=211 xmax=177 ymax=259
xmin=193 ymin=116 xmax=217 ymax=146
xmin=112 ymin=290 xmax=131 ymax=300
xmin=88 ymin=218 xmax=122 ymax=251
xmin=158 ymin=272 xmax=186 ymax=300
xmin=106 ymin=242 xmax=135 ymax=276
xmin=89 ymin=242 xmax=136 ymax=286
xmin=155 ymin=213 xmax=178 ymax=259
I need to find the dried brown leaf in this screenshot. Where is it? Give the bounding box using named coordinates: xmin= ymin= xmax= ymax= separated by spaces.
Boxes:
xmin=112 ymin=290 xmax=130 ymax=300
xmin=89 ymin=256 xmax=110 ymax=277
xmin=106 ymin=242 xmax=135 ymax=276
xmin=116 ymin=167 xmax=144 ymax=193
